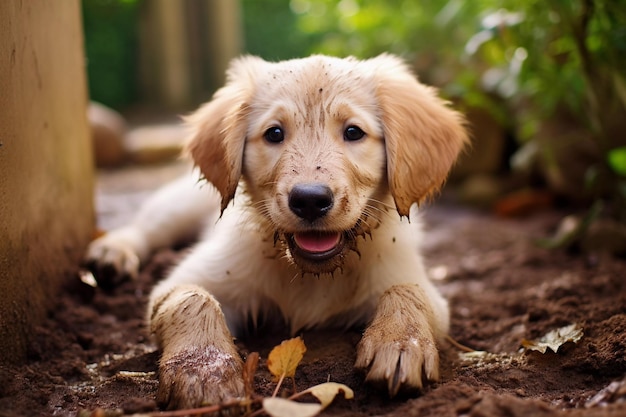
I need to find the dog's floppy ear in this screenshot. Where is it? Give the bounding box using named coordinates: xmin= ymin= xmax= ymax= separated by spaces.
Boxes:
xmin=185 ymin=56 xmax=264 ymax=212
xmin=371 ymin=54 xmax=468 ymax=217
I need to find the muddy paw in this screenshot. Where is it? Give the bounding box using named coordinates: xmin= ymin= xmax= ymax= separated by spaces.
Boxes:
xmin=355 ymin=314 xmax=439 ymax=396
xmin=157 ymin=345 xmax=245 ymax=410
xmin=84 ymin=231 xmax=143 ymax=286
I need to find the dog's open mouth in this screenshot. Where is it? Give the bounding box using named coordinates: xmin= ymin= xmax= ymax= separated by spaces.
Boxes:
xmin=277 ymin=218 xmax=371 ymax=275
xmin=291 ymin=231 xmax=344 ymax=260
xmin=280 ymin=230 xmax=353 ymax=275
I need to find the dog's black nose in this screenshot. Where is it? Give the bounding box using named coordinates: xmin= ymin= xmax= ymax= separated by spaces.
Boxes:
xmin=288 ymin=183 xmax=334 ymax=222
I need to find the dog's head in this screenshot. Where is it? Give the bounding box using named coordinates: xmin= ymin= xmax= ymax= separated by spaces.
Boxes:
xmin=186 ymin=54 xmax=468 ymax=274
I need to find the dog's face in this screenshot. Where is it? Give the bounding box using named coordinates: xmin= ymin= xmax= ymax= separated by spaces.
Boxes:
xmin=241 ymin=58 xmax=388 ymax=273
xmin=187 ymin=55 xmax=467 ymax=274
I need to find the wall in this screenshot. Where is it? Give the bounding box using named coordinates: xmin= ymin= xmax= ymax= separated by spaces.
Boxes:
xmin=0 ymin=1 xmax=94 ymax=364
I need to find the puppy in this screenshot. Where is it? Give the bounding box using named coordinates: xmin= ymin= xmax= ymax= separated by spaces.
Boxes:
xmin=86 ymin=54 xmax=468 ymax=409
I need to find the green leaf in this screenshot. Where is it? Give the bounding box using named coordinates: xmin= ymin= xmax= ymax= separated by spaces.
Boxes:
xmin=608 ymin=147 xmax=626 ymax=177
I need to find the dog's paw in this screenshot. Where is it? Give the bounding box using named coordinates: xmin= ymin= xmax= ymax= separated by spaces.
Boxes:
xmin=84 ymin=229 xmax=145 ymax=285
xmin=355 ymin=310 xmax=439 ymax=396
xmin=157 ymin=345 xmax=245 ymax=410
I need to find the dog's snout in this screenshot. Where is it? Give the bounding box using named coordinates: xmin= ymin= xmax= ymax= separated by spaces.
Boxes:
xmin=288 ymin=183 xmax=334 ymax=222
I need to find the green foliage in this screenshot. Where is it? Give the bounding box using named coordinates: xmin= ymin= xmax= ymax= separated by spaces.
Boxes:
xmin=473 ymin=0 xmax=626 ymax=141
xmin=82 ymin=0 xmax=140 ymax=109
xmin=608 ymin=147 xmax=626 ymax=177
xmin=288 ymin=0 xmax=626 ymax=125
xmin=486 ymin=0 xmax=626 ymax=218
xmin=241 ymin=0 xmax=322 ymax=60
xmin=287 ymin=0 xmax=514 ymax=120
xmin=292 ymin=0 xmax=473 ymax=56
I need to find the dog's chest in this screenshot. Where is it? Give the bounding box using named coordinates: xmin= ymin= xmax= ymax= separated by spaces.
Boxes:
xmin=270 ymin=263 xmax=375 ymax=331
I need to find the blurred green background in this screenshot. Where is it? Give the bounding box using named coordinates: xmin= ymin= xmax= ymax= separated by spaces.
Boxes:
xmin=82 ymin=0 xmax=140 ymax=110
xmin=83 ymin=0 xmax=626 ymax=229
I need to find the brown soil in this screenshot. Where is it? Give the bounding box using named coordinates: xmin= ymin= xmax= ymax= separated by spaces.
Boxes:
xmin=1 ymin=164 xmax=625 ymax=417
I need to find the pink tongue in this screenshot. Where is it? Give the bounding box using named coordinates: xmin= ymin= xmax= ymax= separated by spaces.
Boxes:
xmin=294 ymin=232 xmax=340 ymax=253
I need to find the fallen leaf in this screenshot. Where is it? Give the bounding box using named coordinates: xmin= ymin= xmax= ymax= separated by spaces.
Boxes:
xmin=263 ymin=397 xmax=322 ymax=417
xmin=494 ymin=189 xmax=553 ymax=217
xmin=521 ymin=323 xmax=584 ymax=354
xmin=301 ymin=382 xmax=354 ymax=409
xmin=243 ymin=352 xmax=259 ymax=399
xmin=267 ymin=337 xmax=306 ymax=381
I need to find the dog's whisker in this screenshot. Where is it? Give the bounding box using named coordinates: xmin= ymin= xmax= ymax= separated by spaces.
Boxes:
xmin=358 ymin=212 xmax=380 ymax=231
xmin=367 ymin=197 xmax=396 ymax=211
xmin=365 ymin=203 xmax=393 ymax=217
xmin=362 ymin=209 xmax=382 ymax=225
xmin=289 ymin=272 xmax=300 ymax=283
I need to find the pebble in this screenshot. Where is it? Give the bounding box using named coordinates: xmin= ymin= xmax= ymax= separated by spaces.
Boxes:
xmin=124 ymin=124 xmax=186 ymax=164
xmin=88 ymin=102 xmax=128 ymax=168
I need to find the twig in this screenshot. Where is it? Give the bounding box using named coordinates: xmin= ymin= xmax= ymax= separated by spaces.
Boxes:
xmin=246 ymin=405 xmax=267 ymax=417
xmin=446 ymin=335 xmax=476 ymax=353
xmin=272 ymin=372 xmax=286 ymax=398
xmin=148 ymin=398 xmax=249 ymax=417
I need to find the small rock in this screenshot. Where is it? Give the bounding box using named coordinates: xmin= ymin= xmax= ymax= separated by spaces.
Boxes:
xmin=88 ymin=102 xmax=128 ymax=168
xmin=124 ymin=124 xmax=186 ymax=164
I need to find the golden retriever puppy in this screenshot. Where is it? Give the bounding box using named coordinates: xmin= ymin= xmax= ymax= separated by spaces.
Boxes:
xmin=86 ymin=54 xmax=468 ymax=409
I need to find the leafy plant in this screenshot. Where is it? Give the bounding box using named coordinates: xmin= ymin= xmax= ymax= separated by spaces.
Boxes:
xmin=304 ymin=0 xmax=626 ymax=224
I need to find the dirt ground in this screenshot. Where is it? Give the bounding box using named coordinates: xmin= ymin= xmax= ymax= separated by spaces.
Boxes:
xmin=1 ymin=162 xmax=625 ymax=417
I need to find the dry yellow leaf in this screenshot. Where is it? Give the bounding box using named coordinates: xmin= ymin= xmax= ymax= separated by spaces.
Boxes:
xmin=302 ymin=382 xmax=354 ymax=409
xmin=267 ymin=336 xmax=307 ymax=380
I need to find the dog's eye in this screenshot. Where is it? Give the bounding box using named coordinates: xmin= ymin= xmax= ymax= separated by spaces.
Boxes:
xmin=264 ymin=127 xmax=285 ymax=143
xmin=344 ymin=125 xmax=365 ymax=141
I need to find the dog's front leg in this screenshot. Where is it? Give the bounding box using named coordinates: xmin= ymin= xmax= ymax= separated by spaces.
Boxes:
xmin=85 ymin=174 xmax=220 ymax=284
xmin=355 ymin=284 xmax=445 ymax=396
xmin=149 ymin=284 xmax=245 ymax=410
